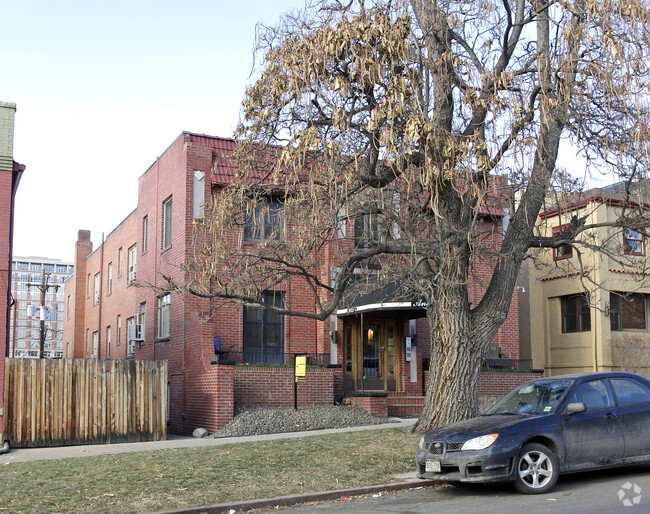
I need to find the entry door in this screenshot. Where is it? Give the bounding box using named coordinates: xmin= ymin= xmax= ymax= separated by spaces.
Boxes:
xmin=344 ymin=319 xmax=396 ymax=392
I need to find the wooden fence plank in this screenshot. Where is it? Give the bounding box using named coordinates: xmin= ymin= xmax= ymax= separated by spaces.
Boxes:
xmin=3 ymin=358 xmax=167 ymax=448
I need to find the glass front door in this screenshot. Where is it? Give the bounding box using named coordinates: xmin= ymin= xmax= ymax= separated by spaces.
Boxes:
xmin=344 ymin=318 xmax=396 ymax=392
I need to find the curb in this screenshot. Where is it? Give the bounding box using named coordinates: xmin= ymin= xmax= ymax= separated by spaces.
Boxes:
xmin=156 ymin=480 xmax=438 ymax=513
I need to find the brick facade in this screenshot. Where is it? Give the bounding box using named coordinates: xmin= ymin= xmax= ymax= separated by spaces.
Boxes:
xmin=62 ymin=131 xmax=524 ymax=435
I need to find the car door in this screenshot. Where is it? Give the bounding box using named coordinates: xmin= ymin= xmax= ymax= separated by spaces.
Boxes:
xmin=609 ymin=377 xmax=650 ymax=459
xmin=562 ymin=379 xmax=624 ymax=466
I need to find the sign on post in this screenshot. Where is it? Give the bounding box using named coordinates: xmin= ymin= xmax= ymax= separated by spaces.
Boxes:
xmin=294 ymin=354 xmax=307 ymax=410
xmin=295 ymin=355 xmax=307 ymax=382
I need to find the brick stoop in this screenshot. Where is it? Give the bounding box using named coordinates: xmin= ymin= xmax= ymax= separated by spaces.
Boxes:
xmin=344 ymin=394 xmax=389 ymax=418
xmin=387 ymin=395 xmax=424 ymax=417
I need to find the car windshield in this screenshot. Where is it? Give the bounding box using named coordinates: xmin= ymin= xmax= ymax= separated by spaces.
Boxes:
xmin=484 ymin=380 xmax=574 ymax=416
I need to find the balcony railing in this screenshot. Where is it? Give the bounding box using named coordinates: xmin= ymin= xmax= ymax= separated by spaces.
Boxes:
xmin=211 ymin=351 xmax=332 ymax=367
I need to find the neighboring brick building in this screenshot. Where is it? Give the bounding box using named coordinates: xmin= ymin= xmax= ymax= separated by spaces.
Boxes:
xmin=9 ymin=256 xmax=73 ymax=358
xmin=1 ymin=101 xmax=25 ymax=442
xmin=64 ymin=131 xmax=522 ymax=435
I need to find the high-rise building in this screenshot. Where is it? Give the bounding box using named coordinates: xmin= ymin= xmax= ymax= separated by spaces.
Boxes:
xmin=9 ymin=257 xmax=73 ymax=358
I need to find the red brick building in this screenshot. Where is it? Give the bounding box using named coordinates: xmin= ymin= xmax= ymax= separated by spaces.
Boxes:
xmin=63 ymin=132 xmax=521 ymax=435
xmin=1 ymin=101 xmax=25 ymax=441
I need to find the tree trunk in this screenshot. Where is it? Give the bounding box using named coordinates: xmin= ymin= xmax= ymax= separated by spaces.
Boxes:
xmin=413 ymin=286 xmax=487 ymax=433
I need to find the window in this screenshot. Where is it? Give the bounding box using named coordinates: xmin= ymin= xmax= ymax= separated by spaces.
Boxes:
xmin=30 ymin=263 xmax=41 ymax=272
xmin=44 ymin=264 xmax=54 ymax=272
xmin=336 ymin=207 xmax=347 ymax=239
xmin=126 ymin=317 xmax=136 ymax=356
xmin=56 ymin=265 xmax=67 ymax=273
xmin=16 ymin=262 xmax=28 ymax=270
xmin=610 ymin=292 xmax=648 ymax=331
xmin=127 ymin=244 xmax=137 ymax=283
xmin=93 ymin=272 xmax=100 ymax=305
xmin=66 ymin=295 xmax=71 ymax=320
xmin=244 ymin=200 xmax=283 ymax=241
xmin=561 ymin=294 xmax=591 ymax=333
xmin=87 ymin=273 xmax=91 ymax=298
xmin=569 ymin=379 xmax=615 ymax=410
xmin=92 ymin=331 xmax=99 ymax=359
xmin=139 ymin=302 xmax=146 ymax=340
xmin=243 ymin=291 xmax=284 ymax=363
xmin=85 ymin=328 xmax=89 ymax=354
xmin=624 ymin=228 xmax=644 ymax=255
xmin=610 ymin=378 xmax=650 ymax=405
xmin=162 ymin=196 xmax=173 ymax=249
xmin=157 ymin=294 xmax=171 ymax=339
xmin=193 ymin=170 xmax=205 ymax=219
xmin=142 ymin=215 xmax=149 ymax=253
xmin=117 ymin=247 xmax=123 ymax=277
xmin=552 ymin=225 xmax=573 ymax=260
xmin=354 ymin=214 xmax=382 ymax=249
xmin=107 ymin=262 xmax=113 ymax=296
xmin=69 ymin=265 xmax=74 ymax=274
xmin=116 ymin=315 xmax=121 ymax=346
xmin=106 ymin=326 xmax=111 ymax=359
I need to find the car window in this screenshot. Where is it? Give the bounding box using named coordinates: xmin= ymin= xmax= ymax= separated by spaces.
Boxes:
xmin=569 ymin=379 xmax=615 ymax=410
xmin=485 ymin=380 xmax=573 ymax=416
xmin=610 ymin=378 xmax=650 ymax=405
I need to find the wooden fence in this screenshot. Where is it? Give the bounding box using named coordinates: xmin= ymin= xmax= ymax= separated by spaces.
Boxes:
xmin=3 ymin=358 xmax=167 ymax=447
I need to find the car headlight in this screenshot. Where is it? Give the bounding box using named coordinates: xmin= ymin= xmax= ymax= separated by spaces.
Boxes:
xmin=461 ymin=434 xmax=499 ymax=451
xmin=419 ymin=437 xmax=427 ymax=451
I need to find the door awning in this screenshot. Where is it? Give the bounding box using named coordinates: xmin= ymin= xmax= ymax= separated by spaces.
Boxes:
xmin=336 ymin=282 xmax=427 ymax=318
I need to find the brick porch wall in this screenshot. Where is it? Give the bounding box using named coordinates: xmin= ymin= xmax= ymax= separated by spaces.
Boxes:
xmin=234 ymin=366 xmax=335 ymax=408
xmin=386 ymin=370 xmax=544 ymax=418
xmin=478 ymin=371 xmax=544 ymax=398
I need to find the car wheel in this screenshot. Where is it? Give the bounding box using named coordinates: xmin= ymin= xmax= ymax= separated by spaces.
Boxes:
xmin=514 ymin=443 xmax=559 ymax=494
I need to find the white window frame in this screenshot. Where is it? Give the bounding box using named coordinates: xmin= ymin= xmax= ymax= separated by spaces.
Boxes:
xmin=128 ymin=244 xmax=137 ymax=283
xmin=126 ymin=317 xmax=136 ymax=356
xmin=93 ymin=272 xmax=100 ymax=305
xmin=92 ymin=330 xmax=99 ymax=359
xmin=142 ymin=215 xmax=149 ymax=253
xmin=107 ymin=262 xmax=113 ymax=296
xmin=162 ymin=196 xmax=173 ymax=249
xmin=157 ymin=293 xmax=171 ymax=339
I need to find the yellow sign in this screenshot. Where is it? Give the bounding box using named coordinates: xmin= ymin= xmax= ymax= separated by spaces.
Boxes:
xmin=295 ymin=355 xmax=307 ymax=382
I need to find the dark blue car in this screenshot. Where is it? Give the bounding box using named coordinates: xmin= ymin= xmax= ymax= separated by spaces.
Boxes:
xmin=416 ymin=372 xmax=650 ymax=493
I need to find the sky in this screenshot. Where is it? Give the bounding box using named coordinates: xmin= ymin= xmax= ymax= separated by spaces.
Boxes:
xmin=3 ymin=0 xmax=307 ymax=262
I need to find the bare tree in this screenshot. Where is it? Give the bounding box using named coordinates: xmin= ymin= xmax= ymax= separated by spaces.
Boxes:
xmin=176 ymin=0 xmax=650 ymax=432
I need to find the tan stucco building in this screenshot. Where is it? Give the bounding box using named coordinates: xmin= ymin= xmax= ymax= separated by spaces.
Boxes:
xmin=528 ymin=187 xmax=650 ymax=379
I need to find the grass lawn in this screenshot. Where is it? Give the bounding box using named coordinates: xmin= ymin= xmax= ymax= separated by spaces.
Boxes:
xmin=0 ymin=428 xmax=421 ymax=513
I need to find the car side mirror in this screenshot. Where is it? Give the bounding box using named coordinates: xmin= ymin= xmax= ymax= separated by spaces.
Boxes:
xmin=566 ymin=402 xmax=586 ymax=415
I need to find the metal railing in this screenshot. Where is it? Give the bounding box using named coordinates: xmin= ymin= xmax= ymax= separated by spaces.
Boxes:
xmin=211 ymin=351 xmax=331 ymax=367
xmin=482 ymin=358 xmax=534 ymax=371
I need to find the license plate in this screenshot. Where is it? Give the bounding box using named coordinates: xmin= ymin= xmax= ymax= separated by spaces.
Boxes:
xmin=426 ymin=460 xmax=441 ymax=473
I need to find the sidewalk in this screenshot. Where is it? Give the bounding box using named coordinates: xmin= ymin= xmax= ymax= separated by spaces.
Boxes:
xmin=0 ymin=417 xmax=417 ymax=464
